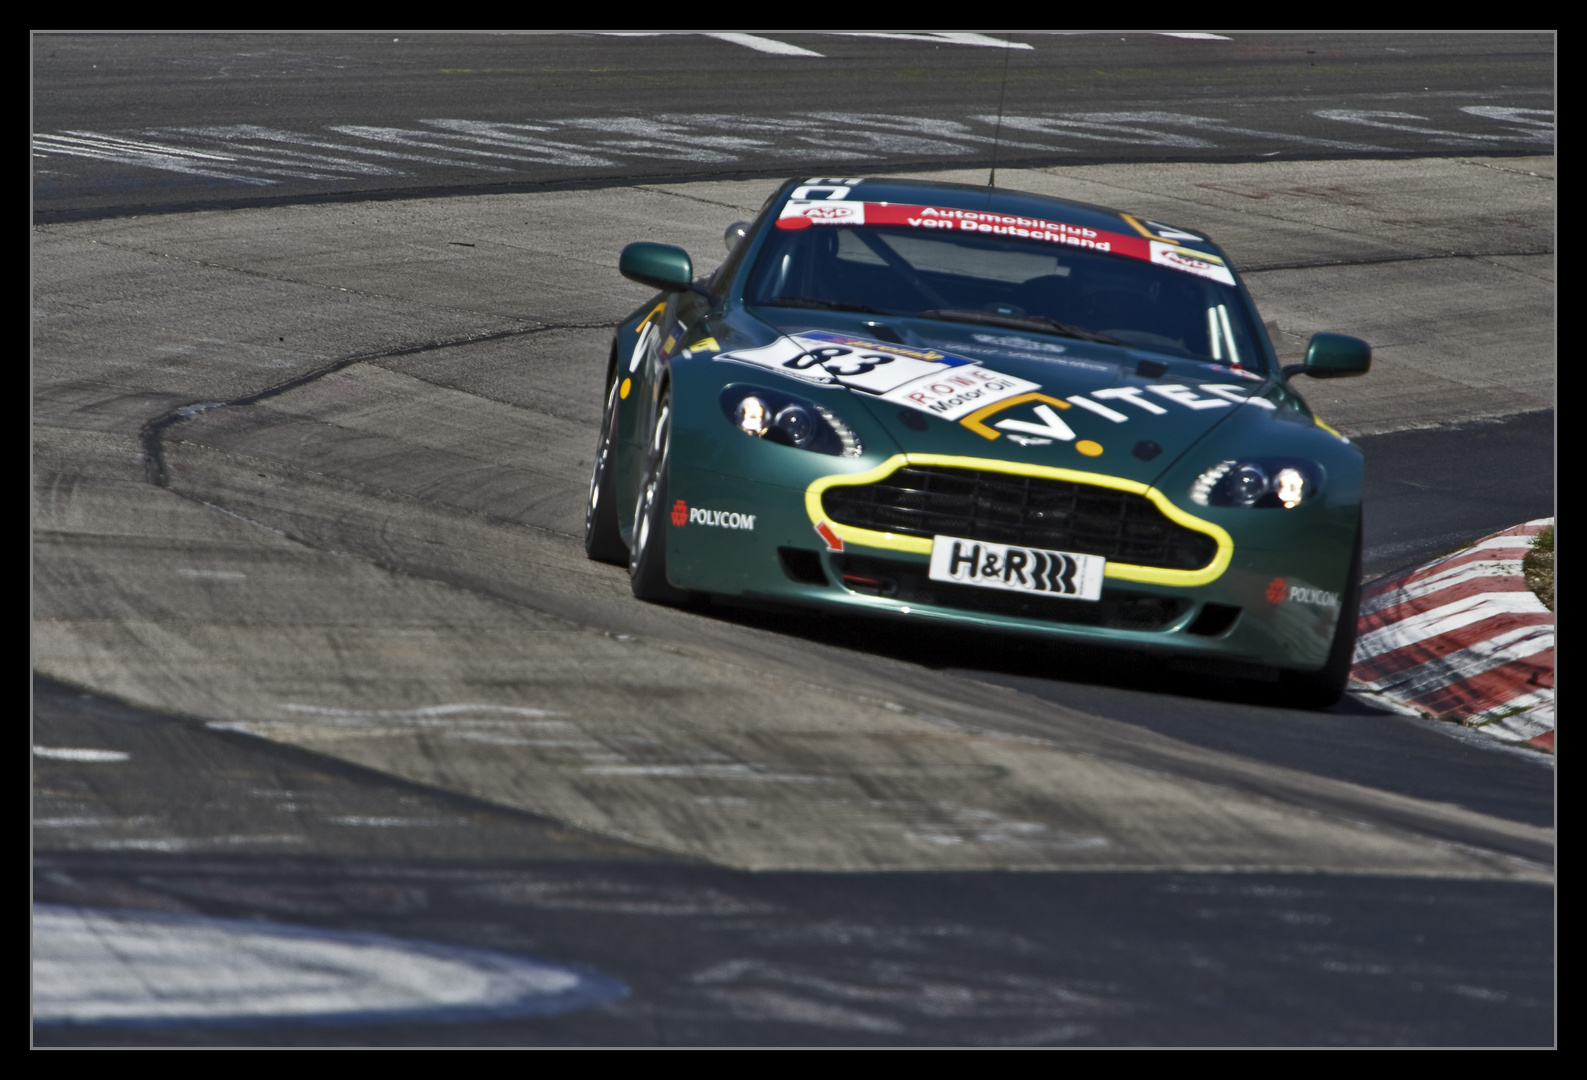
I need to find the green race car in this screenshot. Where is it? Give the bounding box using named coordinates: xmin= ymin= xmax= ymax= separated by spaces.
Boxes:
xmin=586 ymin=176 xmax=1371 ymax=707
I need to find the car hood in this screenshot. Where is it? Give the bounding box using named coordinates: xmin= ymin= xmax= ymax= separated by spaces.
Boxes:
xmin=712 ymin=310 xmax=1281 ymax=487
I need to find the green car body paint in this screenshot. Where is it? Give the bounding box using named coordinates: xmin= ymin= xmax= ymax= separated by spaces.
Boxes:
xmin=589 ymin=176 xmax=1370 ymax=707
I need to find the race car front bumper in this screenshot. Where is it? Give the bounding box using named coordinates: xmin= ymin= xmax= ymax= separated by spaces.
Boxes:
xmin=665 ymin=459 xmax=1354 ymax=674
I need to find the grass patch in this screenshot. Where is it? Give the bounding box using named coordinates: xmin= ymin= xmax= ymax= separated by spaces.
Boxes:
xmin=1523 ymin=526 xmax=1554 ymax=612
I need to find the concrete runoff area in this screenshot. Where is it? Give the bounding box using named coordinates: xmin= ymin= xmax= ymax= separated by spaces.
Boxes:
xmin=34 ymin=158 xmax=1553 ymax=881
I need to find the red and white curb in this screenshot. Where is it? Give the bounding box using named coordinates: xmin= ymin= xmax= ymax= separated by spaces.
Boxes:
xmin=1350 ymin=518 xmax=1554 ymax=753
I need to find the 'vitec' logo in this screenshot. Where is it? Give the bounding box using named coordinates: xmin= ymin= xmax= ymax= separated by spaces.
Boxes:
xmin=671 ymin=500 xmax=688 ymax=527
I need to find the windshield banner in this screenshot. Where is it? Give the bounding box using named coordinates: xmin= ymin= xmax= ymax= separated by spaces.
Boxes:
xmin=776 ymin=200 xmax=1235 ymax=286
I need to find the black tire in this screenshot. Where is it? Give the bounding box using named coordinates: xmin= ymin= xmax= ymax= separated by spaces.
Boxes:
xmin=1274 ymin=524 xmax=1363 ymax=710
xmin=584 ymin=372 xmax=628 ymax=564
xmin=629 ymin=388 xmax=691 ymax=603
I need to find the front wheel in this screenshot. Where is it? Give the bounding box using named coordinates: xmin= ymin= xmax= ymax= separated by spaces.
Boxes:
xmin=629 ymin=388 xmax=691 ymax=603
xmin=585 ymin=371 xmax=628 ymax=564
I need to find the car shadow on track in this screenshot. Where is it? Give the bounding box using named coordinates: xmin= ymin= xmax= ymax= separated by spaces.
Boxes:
xmin=692 ymin=592 xmax=1377 ymax=713
xmin=675 ymin=594 xmax=1554 ymax=829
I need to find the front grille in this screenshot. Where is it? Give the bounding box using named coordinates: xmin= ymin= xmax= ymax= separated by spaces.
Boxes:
xmin=822 ymin=465 xmax=1217 ymax=570
xmin=837 ymin=555 xmax=1187 ymax=630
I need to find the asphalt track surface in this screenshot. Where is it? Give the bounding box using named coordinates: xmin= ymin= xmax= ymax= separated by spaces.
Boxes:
xmin=30 ymin=677 xmax=1554 ymax=1046
xmin=33 ymin=33 xmax=1554 ymax=1046
xmin=34 ymin=31 xmax=1554 ymax=221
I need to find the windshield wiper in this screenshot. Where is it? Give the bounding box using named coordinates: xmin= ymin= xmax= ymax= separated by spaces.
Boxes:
xmin=914 ymin=309 xmax=1124 ymax=345
xmin=763 ymin=296 xmax=890 ymax=315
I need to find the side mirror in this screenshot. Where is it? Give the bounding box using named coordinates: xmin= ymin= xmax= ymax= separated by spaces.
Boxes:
xmin=724 ymin=221 xmax=749 ymax=253
xmin=1284 ymin=332 xmax=1371 ymax=380
xmin=620 ymin=242 xmax=694 ymax=293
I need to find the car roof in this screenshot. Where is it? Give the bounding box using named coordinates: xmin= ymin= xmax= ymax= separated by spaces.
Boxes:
xmin=788 ymin=175 xmax=1225 ymax=257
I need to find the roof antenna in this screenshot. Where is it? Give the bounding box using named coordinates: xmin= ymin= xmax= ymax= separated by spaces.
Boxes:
xmin=988 ymin=34 xmax=1012 ymax=188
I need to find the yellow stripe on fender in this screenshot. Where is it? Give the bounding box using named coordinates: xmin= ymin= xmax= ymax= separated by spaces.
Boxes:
xmin=806 ymin=454 xmax=1233 ymax=587
xmin=1313 ymin=414 xmax=1348 ymax=441
xmin=635 ymin=301 xmax=666 ymax=334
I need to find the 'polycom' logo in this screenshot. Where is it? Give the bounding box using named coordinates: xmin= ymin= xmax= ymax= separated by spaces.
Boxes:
xmin=688 ymin=507 xmax=756 ymax=530
xmin=671 ymin=499 xmax=688 ymax=527
xmin=1266 ymin=577 xmax=1287 ymax=604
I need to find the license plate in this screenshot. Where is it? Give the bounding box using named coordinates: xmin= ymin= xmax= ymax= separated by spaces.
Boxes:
xmin=927 ymin=535 xmax=1105 ymax=601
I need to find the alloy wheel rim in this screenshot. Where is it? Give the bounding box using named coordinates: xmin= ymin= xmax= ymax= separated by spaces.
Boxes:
xmin=632 ymin=403 xmax=670 ymax=571
xmin=588 ymin=381 xmax=617 ymax=525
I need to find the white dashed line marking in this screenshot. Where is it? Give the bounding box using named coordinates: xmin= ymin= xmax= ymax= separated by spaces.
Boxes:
xmin=33 ymin=747 xmax=130 ymax=763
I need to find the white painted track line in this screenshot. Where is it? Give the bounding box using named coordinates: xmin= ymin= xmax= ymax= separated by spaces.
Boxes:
xmin=32 ymin=747 xmax=130 ymax=763
xmin=597 ymin=32 xmax=1227 ymax=57
xmin=832 ymin=32 xmax=1033 ymax=49
xmin=33 ymin=905 xmax=625 ymax=1026
xmin=701 ymin=33 xmax=826 ymax=57
xmin=34 ymin=109 xmax=1550 ymax=188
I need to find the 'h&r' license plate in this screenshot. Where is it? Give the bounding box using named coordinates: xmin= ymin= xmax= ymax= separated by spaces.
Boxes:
xmin=927 ymin=535 xmax=1105 ymax=601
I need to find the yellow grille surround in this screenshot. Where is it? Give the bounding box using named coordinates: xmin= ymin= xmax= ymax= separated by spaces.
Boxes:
xmin=805 ymin=453 xmax=1233 ymax=587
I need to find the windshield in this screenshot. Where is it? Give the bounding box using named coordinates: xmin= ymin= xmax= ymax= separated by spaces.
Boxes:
xmin=745 ymin=223 xmax=1266 ymax=370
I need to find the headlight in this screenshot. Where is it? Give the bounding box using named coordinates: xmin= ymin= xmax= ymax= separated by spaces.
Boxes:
xmin=1189 ymin=458 xmax=1322 ymax=508
xmin=719 ymin=386 xmax=862 ymax=457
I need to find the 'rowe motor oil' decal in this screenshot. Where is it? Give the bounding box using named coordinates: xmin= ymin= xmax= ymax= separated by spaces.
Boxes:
xmin=776 ymin=200 xmax=1236 ymax=286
